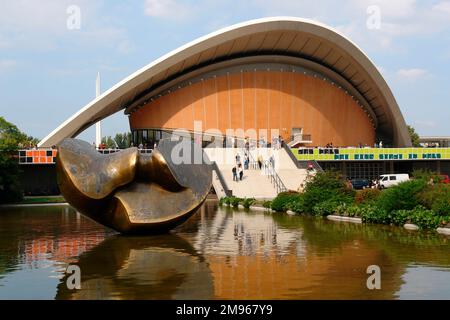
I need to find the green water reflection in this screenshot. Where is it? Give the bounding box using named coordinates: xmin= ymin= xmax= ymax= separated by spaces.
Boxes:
xmin=0 ymin=201 xmax=449 ymax=299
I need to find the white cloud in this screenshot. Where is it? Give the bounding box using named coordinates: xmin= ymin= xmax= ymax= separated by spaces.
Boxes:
xmin=249 ymin=0 xmax=450 ymax=52
xmin=414 ymin=120 xmax=437 ymax=128
xmin=432 ymin=1 xmax=450 ymax=14
xmin=0 ymin=60 xmax=17 ymax=72
xmin=0 ymin=1 xmax=133 ymax=54
xmin=144 ymin=0 xmax=192 ymax=20
xmin=396 ymin=68 xmax=431 ymax=81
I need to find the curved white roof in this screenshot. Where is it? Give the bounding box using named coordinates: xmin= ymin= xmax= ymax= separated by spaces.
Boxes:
xmin=39 ymin=17 xmax=411 ymax=147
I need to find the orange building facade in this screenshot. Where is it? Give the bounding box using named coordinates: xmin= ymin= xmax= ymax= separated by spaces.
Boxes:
xmin=129 ymin=68 xmax=375 ymax=148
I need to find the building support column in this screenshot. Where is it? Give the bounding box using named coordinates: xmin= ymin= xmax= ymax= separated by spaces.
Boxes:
xmin=342 ymin=161 xmax=347 ymax=179
xmin=389 ymin=161 xmax=394 ymax=174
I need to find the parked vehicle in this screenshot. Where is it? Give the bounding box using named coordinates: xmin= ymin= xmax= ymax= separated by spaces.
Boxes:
xmin=378 ymin=174 xmax=409 ymax=188
xmin=440 ymin=175 xmax=450 ymax=184
xmin=351 ymin=178 xmax=370 ymax=190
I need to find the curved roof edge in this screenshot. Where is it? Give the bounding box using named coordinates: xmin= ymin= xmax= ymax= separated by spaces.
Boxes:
xmin=38 ymin=16 xmax=411 ymax=147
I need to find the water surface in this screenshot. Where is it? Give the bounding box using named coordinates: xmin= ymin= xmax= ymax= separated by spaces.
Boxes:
xmin=0 ymin=201 xmax=449 ymax=299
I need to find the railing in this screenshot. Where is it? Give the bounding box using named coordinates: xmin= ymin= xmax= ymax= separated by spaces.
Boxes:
xmin=282 ymin=141 xmax=302 ymax=169
xmin=211 ymin=161 xmax=232 ymax=197
xmin=18 ymin=149 xmax=56 ymax=164
xmin=18 ymin=148 xmax=153 ymax=164
xmin=290 ymin=134 xmax=312 ymax=142
xmin=97 ymin=148 xmax=153 ymax=154
xmin=281 ymin=141 xmax=324 ymax=172
xmin=240 ymin=147 xmax=259 ymax=170
xmin=292 ymin=146 xmax=450 ymax=161
xmin=262 ymin=159 xmax=287 ymax=194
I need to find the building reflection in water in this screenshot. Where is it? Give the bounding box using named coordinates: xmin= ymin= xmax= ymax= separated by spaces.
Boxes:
xmin=181 ymin=201 xmax=405 ymax=299
xmin=2 ymin=202 xmax=449 ymax=299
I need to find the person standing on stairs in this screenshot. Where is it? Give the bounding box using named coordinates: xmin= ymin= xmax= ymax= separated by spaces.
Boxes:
xmin=238 ymin=164 xmax=244 ymax=181
xmin=232 ymin=166 xmax=238 ymax=181
xmin=257 ymin=155 xmax=263 ymax=170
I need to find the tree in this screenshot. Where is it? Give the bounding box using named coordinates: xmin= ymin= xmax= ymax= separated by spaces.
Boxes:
xmin=0 ymin=117 xmax=38 ymax=203
xmin=101 ymin=136 xmax=117 ymax=148
xmin=114 ymin=132 xmax=132 ymax=149
xmin=407 ymin=125 xmax=421 ymax=147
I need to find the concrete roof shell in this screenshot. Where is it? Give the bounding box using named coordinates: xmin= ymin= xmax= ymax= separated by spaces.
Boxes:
xmin=39 ymin=17 xmax=411 ymax=147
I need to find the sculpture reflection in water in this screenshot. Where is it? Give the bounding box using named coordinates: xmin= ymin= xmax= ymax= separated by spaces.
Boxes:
xmin=55 ymin=235 xmax=214 ymax=299
xmin=56 ymin=138 xmax=212 ymax=234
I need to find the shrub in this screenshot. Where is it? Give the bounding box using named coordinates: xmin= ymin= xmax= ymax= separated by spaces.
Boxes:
xmin=262 ymin=200 xmax=272 ymax=209
xmin=271 ymin=191 xmax=302 ymax=212
xmin=241 ymin=197 xmax=255 ymax=209
xmin=407 ymin=206 xmax=441 ymax=229
xmin=360 ymin=205 xmax=390 ymax=225
xmin=355 ymin=188 xmax=381 ymax=204
xmin=312 ymin=198 xmax=342 ymax=216
xmin=335 ymin=203 xmax=363 ymax=217
xmin=290 ymin=195 xmax=306 ymax=213
xmin=432 ymin=197 xmax=450 ymax=216
xmin=390 ymin=209 xmax=410 ymax=226
xmin=411 ymin=169 xmax=441 ymax=183
xmin=376 ymin=179 xmax=427 ymax=212
xmin=223 ymin=197 xmax=232 ymax=206
xmin=230 ymin=197 xmax=242 ymax=208
xmin=418 ymin=184 xmax=450 ymax=216
xmin=302 ymin=170 xmax=355 ymax=213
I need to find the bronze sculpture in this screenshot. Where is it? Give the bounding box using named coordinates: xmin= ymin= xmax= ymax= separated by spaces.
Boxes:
xmin=56 ymin=138 xmax=212 ymax=234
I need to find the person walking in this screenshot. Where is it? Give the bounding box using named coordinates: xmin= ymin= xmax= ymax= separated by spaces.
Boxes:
xmin=232 ymin=166 xmax=238 ymax=181
xmin=238 ymin=164 xmax=244 ymax=181
xmin=257 ymin=155 xmax=263 ymax=170
xmin=244 ymin=155 xmax=249 ymax=170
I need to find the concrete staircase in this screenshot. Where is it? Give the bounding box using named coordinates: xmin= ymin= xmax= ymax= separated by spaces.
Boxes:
xmin=247 ymin=147 xmax=310 ymax=192
xmin=272 ymin=148 xmax=310 ymax=192
xmin=204 ymin=147 xmax=312 ymax=198
xmin=204 ymin=148 xmax=278 ymax=199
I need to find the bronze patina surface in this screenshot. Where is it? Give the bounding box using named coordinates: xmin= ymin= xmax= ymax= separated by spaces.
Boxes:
xmin=56 ymin=138 xmax=212 ymax=234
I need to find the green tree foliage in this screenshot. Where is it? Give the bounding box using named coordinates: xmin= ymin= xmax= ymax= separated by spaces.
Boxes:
xmin=302 ymin=170 xmax=355 ymax=214
xmin=271 ymin=191 xmax=302 ymax=212
xmin=0 ymin=117 xmax=37 ymax=203
xmin=114 ymin=132 xmax=132 ymax=149
xmin=101 ymin=136 xmax=117 ymax=148
xmin=407 ymin=125 xmax=421 ymax=147
xmin=376 ymin=179 xmax=427 ymax=213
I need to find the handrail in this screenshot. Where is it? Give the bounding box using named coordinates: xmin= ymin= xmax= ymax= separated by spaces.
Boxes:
xmin=240 ymin=147 xmax=258 ymax=169
xmin=281 ymin=141 xmax=301 ymax=169
xmin=97 ymin=148 xmax=153 ymax=154
xmin=262 ymin=159 xmax=287 ymax=194
xmin=211 ymin=161 xmax=232 ymax=197
xmin=282 ymin=141 xmax=323 ymax=172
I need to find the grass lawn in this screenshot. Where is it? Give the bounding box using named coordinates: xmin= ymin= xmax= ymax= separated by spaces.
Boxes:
xmin=18 ymin=196 xmax=66 ymax=204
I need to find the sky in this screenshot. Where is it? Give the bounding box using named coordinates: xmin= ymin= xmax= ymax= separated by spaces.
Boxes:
xmin=1 ymin=0 xmax=450 ymax=142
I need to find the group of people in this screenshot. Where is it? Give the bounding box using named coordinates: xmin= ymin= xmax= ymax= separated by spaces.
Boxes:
xmin=317 ymin=141 xmax=384 ymax=149
xmin=232 ymin=153 xmax=247 ymax=182
xmin=272 ymin=136 xmax=284 ymax=150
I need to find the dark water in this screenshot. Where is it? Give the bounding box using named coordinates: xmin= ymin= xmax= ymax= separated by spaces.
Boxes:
xmin=0 ymin=201 xmax=449 ymax=299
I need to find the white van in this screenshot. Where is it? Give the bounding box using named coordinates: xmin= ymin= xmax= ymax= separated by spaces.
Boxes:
xmin=379 ymin=174 xmax=409 ymax=188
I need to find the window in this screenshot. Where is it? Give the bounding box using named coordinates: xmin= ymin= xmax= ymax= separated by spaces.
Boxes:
xmin=390 ymin=176 xmax=396 ymax=181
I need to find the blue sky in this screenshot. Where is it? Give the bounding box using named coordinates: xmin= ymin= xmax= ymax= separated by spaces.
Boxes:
xmin=1 ymin=0 xmax=449 ymax=142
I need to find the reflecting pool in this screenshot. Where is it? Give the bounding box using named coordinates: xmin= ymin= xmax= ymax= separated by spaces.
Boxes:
xmin=0 ymin=201 xmax=449 ymax=299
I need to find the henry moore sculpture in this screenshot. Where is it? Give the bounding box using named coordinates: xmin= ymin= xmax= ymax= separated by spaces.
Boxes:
xmin=56 ymin=138 xmax=212 ymax=234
